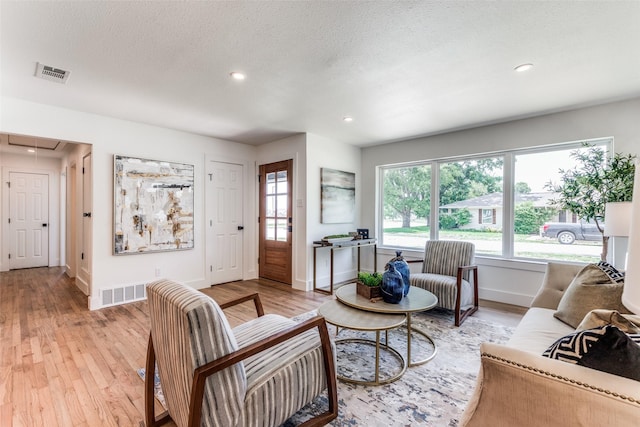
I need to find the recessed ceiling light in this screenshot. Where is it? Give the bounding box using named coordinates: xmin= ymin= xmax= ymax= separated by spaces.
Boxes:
xmin=230 ymin=71 xmax=246 ymax=80
xmin=343 ymin=116 xmax=354 ymax=123
xmin=27 ymin=149 xmax=35 ymax=153
xmin=514 ymin=63 xmax=534 ymax=72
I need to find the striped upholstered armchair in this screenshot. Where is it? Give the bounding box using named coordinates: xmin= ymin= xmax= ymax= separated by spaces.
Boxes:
xmin=145 ymin=279 xmax=337 ymax=427
xmin=409 ymin=240 xmax=479 ymax=326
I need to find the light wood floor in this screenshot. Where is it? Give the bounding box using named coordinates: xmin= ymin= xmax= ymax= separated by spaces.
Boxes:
xmin=0 ymin=267 xmax=525 ymax=426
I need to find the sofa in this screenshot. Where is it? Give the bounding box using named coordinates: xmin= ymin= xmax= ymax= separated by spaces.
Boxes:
xmin=461 ymin=262 xmax=640 ymax=427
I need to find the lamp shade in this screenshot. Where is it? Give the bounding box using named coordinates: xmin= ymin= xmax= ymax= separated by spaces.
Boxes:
xmin=622 ymin=160 xmax=640 ymax=314
xmin=604 ymin=202 xmax=632 ymax=236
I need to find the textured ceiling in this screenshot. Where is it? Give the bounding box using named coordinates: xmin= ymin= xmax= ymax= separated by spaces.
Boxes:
xmin=1 ymin=1 xmax=639 ymax=147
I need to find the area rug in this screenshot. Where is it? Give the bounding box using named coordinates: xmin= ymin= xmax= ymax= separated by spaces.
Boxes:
xmin=138 ymin=308 xmax=514 ymax=426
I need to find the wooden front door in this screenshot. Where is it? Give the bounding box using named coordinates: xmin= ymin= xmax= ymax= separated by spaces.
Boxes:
xmin=259 ymin=160 xmax=293 ymax=284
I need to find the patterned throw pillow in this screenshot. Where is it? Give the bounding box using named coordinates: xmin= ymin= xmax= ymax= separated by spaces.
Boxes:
xmin=595 ymin=260 xmax=625 ymax=283
xmin=542 ymin=325 xmax=640 ymax=381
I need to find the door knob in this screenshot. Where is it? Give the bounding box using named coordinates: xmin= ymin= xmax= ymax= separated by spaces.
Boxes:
xmin=83 ymin=212 xmax=92 ymax=217
xmin=42 ymin=223 xmax=48 ymax=227
xmin=237 ymin=226 xmax=244 ymax=230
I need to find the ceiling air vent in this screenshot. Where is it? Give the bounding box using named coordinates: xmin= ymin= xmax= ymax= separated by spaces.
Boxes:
xmin=35 ymin=62 xmax=70 ymax=84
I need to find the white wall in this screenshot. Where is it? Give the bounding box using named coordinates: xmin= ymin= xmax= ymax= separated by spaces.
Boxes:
xmin=1 ymin=96 xmax=257 ymax=308
xmin=306 ymin=134 xmax=362 ymax=289
xmin=362 ymin=97 xmax=640 ymax=306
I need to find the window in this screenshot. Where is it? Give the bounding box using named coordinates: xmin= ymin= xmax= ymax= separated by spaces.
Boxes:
xmin=481 ymin=209 xmax=495 ymax=224
xmin=379 ymin=139 xmax=611 ymax=263
xmin=381 ymin=164 xmax=431 ymax=248
xmin=512 ymin=144 xmax=607 ymax=262
xmin=265 ymin=170 xmax=288 ymax=242
xmin=438 ymin=157 xmax=503 ymax=256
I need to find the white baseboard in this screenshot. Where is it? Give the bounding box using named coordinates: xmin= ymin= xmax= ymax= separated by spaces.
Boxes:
xmin=75 ymin=276 xmax=90 ymax=295
xmin=479 ymin=287 xmax=532 ymax=308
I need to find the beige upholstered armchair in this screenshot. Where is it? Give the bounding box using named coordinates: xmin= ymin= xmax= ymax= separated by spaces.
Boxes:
xmin=409 ymin=240 xmax=479 ymax=326
xmin=145 ymin=279 xmax=338 ymax=427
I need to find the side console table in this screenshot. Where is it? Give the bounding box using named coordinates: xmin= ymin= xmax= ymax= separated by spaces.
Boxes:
xmin=313 ymin=238 xmax=377 ymax=294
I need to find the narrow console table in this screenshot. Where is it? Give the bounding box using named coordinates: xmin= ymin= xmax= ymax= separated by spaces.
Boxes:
xmin=313 ymin=238 xmax=377 ymax=294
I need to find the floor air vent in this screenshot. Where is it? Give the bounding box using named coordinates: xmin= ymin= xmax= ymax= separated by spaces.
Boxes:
xmin=101 ymin=283 xmax=146 ymax=308
xmin=35 ymin=62 xmax=71 ymax=84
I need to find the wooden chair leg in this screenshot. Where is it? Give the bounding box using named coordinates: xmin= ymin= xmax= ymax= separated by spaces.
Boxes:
xmin=298 ymin=320 xmax=338 ymax=427
xmin=455 ymin=267 xmax=479 ymax=327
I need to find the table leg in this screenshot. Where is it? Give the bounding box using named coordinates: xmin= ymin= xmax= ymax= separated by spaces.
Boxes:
xmin=332 ymin=334 xmax=406 ymax=385
xmin=313 ymin=246 xmax=317 ymax=291
xmin=375 ymin=330 xmax=380 ymax=383
xmin=407 ymin=312 xmax=413 ymax=363
xmin=406 ymin=312 xmax=438 ymax=366
xmin=374 ymin=244 xmax=377 ymax=272
xmin=330 ymin=248 xmax=334 ymax=294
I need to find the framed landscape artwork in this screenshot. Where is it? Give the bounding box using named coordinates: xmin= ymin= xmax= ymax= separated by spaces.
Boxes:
xmin=321 ymin=168 xmax=355 ymax=224
xmin=113 ymin=155 xmax=194 ymax=254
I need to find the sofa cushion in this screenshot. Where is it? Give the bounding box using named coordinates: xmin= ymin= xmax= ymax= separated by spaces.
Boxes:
xmin=542 ymin=325 xmax=640 ymax=381
xmin=554 ymin=263 xmax=628 ymax=328
xmin=530 ymin=262 xmax=584 ymax=309
xmin=507 ymin=307 xmax=575 ymax=354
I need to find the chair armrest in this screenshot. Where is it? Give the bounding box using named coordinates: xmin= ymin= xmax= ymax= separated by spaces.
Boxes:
xmin=187 ymin=315 xmax=337 ymax=427
xmin=456 ymin=264 xmax=478 ymax=282
xmin=462 ymin=342 xmax=640 ymax=427
xmin=219 ymin=293 xmax=264 ymax=317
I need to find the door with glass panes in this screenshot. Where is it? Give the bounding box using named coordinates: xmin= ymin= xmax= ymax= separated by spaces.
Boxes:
xmin=259 ymin=160 xmax=293 ymax=284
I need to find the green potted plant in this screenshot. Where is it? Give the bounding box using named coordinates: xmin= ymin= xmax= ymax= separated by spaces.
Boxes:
xmin=546 ymin=143 xmax=636 ymax=261
xmin=356 ymin=271 xmax=382 ymax=299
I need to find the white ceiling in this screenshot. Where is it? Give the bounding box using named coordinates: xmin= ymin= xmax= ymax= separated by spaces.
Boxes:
xmin=2 ymin=1 xmax=639 ymax=147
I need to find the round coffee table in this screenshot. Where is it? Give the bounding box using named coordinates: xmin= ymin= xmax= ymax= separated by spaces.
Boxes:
xmin=317 ymin=300 xmax=407 ymax=385
xmin=335 ymin=283 xmax=438 ymax=366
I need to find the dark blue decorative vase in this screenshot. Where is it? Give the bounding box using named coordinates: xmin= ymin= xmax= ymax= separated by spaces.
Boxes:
xmin=381 ymin=263 xmax=404 ymax=304
xmin=388 ymin=250 xmax=411 ymax=296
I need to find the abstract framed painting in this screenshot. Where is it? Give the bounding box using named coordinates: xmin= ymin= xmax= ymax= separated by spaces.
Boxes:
xmin=321 ymin=168 xmax=355 ymax=224
xmin=113 ymin=155 xmax=194 ymax=254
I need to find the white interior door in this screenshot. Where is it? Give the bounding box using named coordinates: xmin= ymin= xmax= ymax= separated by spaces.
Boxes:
xmin=66 ymin=163 xmax=77 ymax=277
xmin=208 ymin=161 xmax=243 ymax=284
xmin=79 ymin=153 xmax=92 ymax=288
xmin=9 ymin=172 xmax=49 ymax=269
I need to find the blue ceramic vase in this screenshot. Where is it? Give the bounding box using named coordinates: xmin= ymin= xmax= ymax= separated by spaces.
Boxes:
xmin=381 ymin=263 xmax=404 ymax=304
xmin=388 ymin=250 xmax=411 ymax=296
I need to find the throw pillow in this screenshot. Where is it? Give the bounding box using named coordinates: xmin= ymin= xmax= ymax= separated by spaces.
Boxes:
xmin=577 ymin=309 xmax=640 ymax=333
xmin=595 ymin=260 xmax=625 ymax=283
xmin=542 ymin=325 xmax=640 ymax=381
xmin=554 ymin=263 xmax=628 ymax=328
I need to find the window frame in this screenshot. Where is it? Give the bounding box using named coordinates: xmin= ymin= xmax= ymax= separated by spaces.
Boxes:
xmin=378 ymin=137 xmax=612 ymax=262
